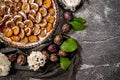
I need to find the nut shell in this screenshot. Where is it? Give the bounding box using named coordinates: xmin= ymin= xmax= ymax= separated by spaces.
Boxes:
xmin=17 ymin=55 xmax=26 ymax=65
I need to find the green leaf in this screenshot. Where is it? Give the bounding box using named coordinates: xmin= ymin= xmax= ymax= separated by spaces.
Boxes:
xmin=60 ymin=57 xmax=71 ymax=70
xmin=70 ymin=21 xmax=85 ymax=31
xmin=60 ymin=38 xmax=78 ymax=52
xmin=73 ymin=17 xmax=86 ymax=24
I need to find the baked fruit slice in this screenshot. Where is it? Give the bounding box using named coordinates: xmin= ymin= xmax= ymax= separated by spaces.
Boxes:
xmin=5 ymin=20 xmax=15 ymax=27
xmin=46 ymin=23 xmax=52 ymax=32
xmin=14 ymin=2 xmax=22 ymax=11
xmin=46 ymin=15 xmax=55 ymax=23
xmin=39 ymin=28 xmax=46 ymax=37
xmin=43 ymin=0 xmax=52 ymax=9
xmin=4 ymin=28 xmax=13 ymax=37
xmin=49 ymin=8 xmax=55 ymax=15
xmin=39 ymin=7 xmax=47 ymax=17
xmin=39 ymin=19 xmax=47 ymax=27
xmin=33 ymin=24 xmax=41 ymax=35
xmin=30 ymin=3 xmax=39 ymax=11
xmin=28 ymin=14 xmax=36 ymax=22
xmin=12 ymin=26 xmax=20 ymax=35
xmin=28 ymin=35 xmax=39 ymax=42
xmin=19 ymin=29 xmax=25 ymax=39
xmin=34 ymin=0 xmax=42 ymax=6
xmin=29 ymin=9 xmax=36 ymax=16
xmin=24 ymin=20 xmax=33 ymax=28
xmin=18 ymin=11 xmax=27 ymax=20
xmin=20 ymin=37 xmax=29 ymax=43
xmin=14 ymin=15 xmax=22 ymax=22
xmin=3 ymin=15 xmax=12 ymax=22
xmin=29 ymin=0 xmax=34 ymax=4
xmin=16 ymin=21 xmax=25 ymax=29
xmin=35 ymin=12 xmax=42 ymax=23
xmin=11 ymin=36 xmax=20 ymax=42
xmin=24 ymin=27 xmax=32 ymax=36
xmin=22 ymin=3 xmax=30 ymax=13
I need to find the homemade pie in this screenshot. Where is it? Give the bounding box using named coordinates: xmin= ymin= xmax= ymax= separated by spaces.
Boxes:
xmin=0 ymin=0 xmax=57 ymax=48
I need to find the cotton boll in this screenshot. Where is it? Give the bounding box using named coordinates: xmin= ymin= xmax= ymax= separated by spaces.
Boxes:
xmin=27 ymin=51 xmax=46 ymax=71
xmin=0 ymin=53 xmax=11 ymax=76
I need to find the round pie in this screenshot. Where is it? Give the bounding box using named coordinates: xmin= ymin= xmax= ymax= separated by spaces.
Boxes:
xmin=0 ymin=0 xmax=57 ymax=48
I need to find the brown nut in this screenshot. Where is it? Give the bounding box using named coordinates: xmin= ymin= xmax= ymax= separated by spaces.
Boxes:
xmin=50 ymin=53 xmax=59 ymax=62
xmin=8 ymin=54 xmax=17 ymax=62
xmin=62 ymin=23 xmax=71 ymax=33
xmin=42 ymin=50 xmax=49 ymax=58
xmin=59 ymin=50 xmax=68 ymax=57
xmin=47 ymin=44 xmax=58 ymax=53
xmin=63 ymin=11 xmax=73 ymax=21
xmin=53 ymin=34 xmax=63 ymax=45
xmin=17 ymin=54 xmax=26 ymax=65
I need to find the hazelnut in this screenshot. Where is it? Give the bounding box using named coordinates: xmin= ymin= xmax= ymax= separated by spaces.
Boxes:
xmin=63 ymin=11 xmax=73 ymax=21
xmin=59 ymin=50 xmax=68 ymax=57
xmin=42 ymin=50 xmax=49 ymax=58
xmin=50 ymin=54 xmax=59 ymax=62
xmin=62 ymin=23 xmax=71 ymax=33
xmin=17 ymin=54 xmax=26 ymax=65
xmin=53 ymin=35 xmax=63 ymax=45
xmin=8 ymin=54 xmax=17 ymax=62
xmin=48 ymin=44 xmax=58 ymax=53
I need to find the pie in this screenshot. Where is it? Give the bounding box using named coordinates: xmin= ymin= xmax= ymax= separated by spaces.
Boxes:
xmin=0 ymin=0 xmax=57 ymax=48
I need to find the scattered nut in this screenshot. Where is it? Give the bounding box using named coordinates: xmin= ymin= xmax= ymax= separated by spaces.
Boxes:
xmin=62 ymin=23 xmax=71 ymax=33
xmin=50 ymin=54 xmax=59 ymax=62
xmin=48 ymin=44 xmax=58 ymax=53
xmin=17 ymin=54 xmax=26 ymax=65
xmin=59 ymin=50 xmax=68 ymax=57
xmin=63 ymin=11 xmax=73 ymax=21
xmin=42 ymin=50 xmax=49 ymax=58
xmin=8 ymin=54 xmax=17 ymax=62
xmin=54 ymin=34 xmax=63 ymax=45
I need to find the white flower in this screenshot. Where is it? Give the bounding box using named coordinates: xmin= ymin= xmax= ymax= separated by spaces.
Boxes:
xmin=0 ymin=53 xmax=11 ymax=76
xmin=27 ymin=51 xmax=46 ymax=71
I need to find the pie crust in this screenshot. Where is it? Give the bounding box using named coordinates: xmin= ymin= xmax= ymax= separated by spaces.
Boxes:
xmin=0 ymin=0 xmax=57 ymax=48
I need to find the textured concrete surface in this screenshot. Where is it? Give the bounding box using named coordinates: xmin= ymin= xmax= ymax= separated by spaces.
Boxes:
xmin=73 ymin=0 xmax=120 ymax=80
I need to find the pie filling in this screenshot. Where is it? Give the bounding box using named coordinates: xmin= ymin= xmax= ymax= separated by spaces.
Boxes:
xmin=0 ymin=0 xmax=56 ymax=47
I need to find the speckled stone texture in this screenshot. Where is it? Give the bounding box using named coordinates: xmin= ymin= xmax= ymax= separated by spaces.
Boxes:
xmin=74 ymin=0 xmax=120 ymax=80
